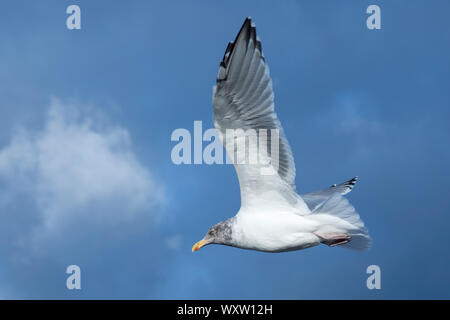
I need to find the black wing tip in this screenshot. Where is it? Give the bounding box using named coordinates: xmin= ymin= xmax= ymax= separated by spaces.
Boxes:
xmin=233 ymin=17 xmax=254 ymax=50
xmin=330 ymin=176 xmax=358 ymax=189
xmin=225 ymin=18 xmax=260 ymax=59
xmin=240 ymin=17 xmax=261 ymax=49
xmin=344 ymin=176 xmax=358 ymax=184
xmin=230 ymin=17 xmax=251 ymax=46
xmin=344 ymin=176 xmax=358 ymax=190
xmin=218 ymin=17 xmax=264 ymax=81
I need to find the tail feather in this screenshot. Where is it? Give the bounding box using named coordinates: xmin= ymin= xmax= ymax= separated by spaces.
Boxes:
xmin=311 ymin=193 xmax=371 ymax=250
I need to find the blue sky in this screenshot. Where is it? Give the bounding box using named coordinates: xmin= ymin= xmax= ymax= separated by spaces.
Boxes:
xmin=0 ymin=0 xmax=449 ymax=299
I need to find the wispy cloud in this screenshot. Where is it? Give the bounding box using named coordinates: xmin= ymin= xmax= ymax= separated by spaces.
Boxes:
xmin=0 ymin=97 xmax=164 ymax=255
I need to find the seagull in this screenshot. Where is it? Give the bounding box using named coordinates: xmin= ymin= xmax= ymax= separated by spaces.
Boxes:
xmin=192 ymin=17 xmax=371 ymax=253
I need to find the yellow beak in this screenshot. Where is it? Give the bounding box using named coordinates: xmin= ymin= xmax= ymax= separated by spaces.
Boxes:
xmin=192 ymin=239 xmax=207 ymax=252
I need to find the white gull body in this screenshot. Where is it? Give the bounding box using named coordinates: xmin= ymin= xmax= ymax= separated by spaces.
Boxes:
xmin=192 ymin=18 xmax=371 ymax=253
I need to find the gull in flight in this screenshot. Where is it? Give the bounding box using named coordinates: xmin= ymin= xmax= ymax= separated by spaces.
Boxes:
xmin=192 ymin=18 xmax=371 ymax=253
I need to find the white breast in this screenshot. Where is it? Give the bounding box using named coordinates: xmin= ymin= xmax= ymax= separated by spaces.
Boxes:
xmin=231 ymin=209 xmax=321 ymax=252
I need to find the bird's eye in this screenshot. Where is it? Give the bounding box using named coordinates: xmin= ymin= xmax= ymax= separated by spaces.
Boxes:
xmin=209 ymin=229 xmax=215 ymax=236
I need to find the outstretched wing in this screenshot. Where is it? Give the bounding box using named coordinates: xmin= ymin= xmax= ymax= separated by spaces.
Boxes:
xmin=212 ymin=17 xmax=307 ymax=212
xmin=301 ymin=177 xmax=358 ymax=211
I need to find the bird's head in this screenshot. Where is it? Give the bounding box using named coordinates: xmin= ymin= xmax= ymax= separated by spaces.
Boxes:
xmin=192 ymin=219 xmax=234 ymax=252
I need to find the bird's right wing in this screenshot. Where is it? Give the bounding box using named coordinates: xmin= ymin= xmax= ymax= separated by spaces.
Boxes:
xmin=212 ymin=18 xmax=308 ymax=213
xmin=301 ymin=177 xmax=358 ymax=211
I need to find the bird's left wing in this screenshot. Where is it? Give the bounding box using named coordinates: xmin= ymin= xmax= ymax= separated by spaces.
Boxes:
xmin=301 ymin=177 xmax=358 ymax=211
xmin=212 ymin=18 xmax=307 ymax=212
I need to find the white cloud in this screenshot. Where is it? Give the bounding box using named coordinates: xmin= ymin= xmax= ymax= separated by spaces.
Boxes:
xmin=0 ymin=97 xmax=164 ymax=248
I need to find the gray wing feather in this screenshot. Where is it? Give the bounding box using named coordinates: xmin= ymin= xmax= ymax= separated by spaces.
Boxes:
xmin=213 ymin=18 xmax=297 ymax=201
xmin=301 ymin=177 xmax=358 ymax=211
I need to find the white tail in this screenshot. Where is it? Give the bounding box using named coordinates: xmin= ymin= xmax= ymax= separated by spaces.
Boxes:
xmin=310 ymin=193 xmax=371 ymax=250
